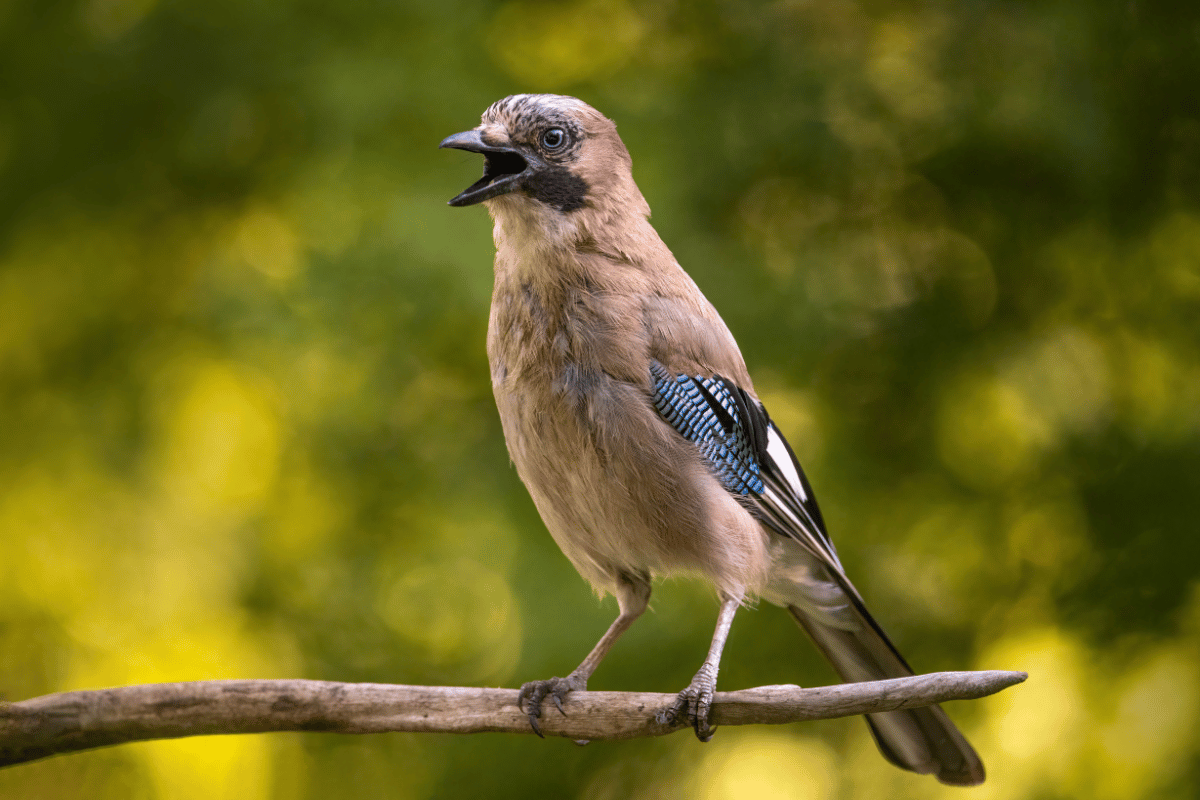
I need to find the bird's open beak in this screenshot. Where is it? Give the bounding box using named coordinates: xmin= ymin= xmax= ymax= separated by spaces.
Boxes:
xmin=439 ymin=130 xmax=537 ymax=207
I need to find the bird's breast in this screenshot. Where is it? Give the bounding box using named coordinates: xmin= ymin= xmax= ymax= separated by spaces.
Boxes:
xmin=486 ymin=272 xmax=659 ymax=494
xmin=484 ymin=268 xmax=773 ymax=595
xmin=488 ymin=276 xmax=647 ymax=406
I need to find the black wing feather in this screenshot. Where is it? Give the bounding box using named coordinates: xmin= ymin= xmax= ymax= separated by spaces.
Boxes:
xmin=649 ymin=361 xmax=841 ymax=569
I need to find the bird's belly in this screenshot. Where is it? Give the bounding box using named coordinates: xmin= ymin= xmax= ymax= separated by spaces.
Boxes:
xmin=493 ymin=367 xmax=773 ymax=597
xmin=494 ymin=375 xmax=647 ymax=582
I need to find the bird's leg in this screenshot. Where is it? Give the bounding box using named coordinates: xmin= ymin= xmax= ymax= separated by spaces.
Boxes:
xmin=517 ymin=574 xmax=650 ymax=737
xmin=663 ymin=593 xmax=741 ymax=742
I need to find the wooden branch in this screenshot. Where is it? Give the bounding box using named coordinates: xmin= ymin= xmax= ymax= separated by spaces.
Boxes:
xmin=0 ymin=670 xmax=1025 ymax=768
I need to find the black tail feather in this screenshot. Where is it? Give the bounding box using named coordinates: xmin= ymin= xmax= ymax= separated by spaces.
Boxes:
xmin=787 ymin=604 xmax=985 ymax=786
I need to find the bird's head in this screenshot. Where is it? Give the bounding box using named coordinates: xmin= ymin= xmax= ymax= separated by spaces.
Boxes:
xmin=440 ymin=94 xmax=647 ymax=228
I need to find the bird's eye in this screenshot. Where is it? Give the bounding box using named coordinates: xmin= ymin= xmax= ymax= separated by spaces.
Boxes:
xmin=541 ymin=128 xmax=567 ymax=150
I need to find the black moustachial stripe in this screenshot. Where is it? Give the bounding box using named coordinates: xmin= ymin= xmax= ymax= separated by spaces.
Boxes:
xmin=525 ymin=165 xmax=588 ymax=212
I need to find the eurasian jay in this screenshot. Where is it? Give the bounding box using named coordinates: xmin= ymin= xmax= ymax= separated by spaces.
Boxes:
xmin=440 ymin=94 xmax=985 ymax=786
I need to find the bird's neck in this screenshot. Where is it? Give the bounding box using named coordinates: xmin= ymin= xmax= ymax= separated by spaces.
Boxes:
xmin=486 ymin=195 xmax=671 ymax=294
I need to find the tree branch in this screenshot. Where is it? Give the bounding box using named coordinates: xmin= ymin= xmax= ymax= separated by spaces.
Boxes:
xmin=0 ymin=670 xmax=1025 ymax=768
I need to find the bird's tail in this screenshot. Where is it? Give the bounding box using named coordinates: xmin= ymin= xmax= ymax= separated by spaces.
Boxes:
xmin=786 ymin=601 xmax=985 ymax=786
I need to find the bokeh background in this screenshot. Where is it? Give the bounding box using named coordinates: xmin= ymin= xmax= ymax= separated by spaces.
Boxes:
xmin=2 ymin=0 xmax=1199 ymax=798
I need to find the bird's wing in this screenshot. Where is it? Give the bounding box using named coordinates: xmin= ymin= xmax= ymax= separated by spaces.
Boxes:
xmin=648 ymin=360 xmax=845 ymax=574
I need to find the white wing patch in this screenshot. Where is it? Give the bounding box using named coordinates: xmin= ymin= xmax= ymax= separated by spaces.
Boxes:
xmin=648 ymin=364 xmax=843 ymax=574
xmin=758 ymin=418 xmax=844 ymax=573
xmin=766 ymin=424 xmax=806 ymax=502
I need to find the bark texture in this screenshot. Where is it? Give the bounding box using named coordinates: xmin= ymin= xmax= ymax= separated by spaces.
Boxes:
xmin=0 ymin=670 xmax=1026 ymax=768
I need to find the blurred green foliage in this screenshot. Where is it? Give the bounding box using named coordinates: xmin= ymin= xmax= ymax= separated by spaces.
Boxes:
xmin=2 ymin=0 xmax=1199 ymax=798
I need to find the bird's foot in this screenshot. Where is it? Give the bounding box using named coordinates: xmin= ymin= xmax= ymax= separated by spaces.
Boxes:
xmin=516 ymin=674 xmax=586 ymax=737
xmin=661 ymin=666 xmax=718 ymax=742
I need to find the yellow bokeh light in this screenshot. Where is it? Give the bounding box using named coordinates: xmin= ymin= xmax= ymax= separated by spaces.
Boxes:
xmin=971 ymin=628 xmax=1090 ymax=800
xmin=374 ymin=558 xmax=521 ymax=683
xmin=1093 ymin=644 xmax=1200 ymax=799
xmin=1001 ymin=325 xmax=1112 ymax=439
xmin=873 ymin=498 xmax=987 ymax=625
xmin=263 ymin=458 xmax=347 ymax=564
xmin=1144 ymin=211 xmax=1200 ymax=300
xmin=694 ymin=731 xmax=841 ymax=800
xmin=1113 ymin=330 xmax=1200 ymax=442
xmin=1005 ymin=500 xmax=1087 ymax=571
xmin=154 ymin=359 xmax=282 ymax=510
xmin=233 ymin=206 xmax=303 ymax=283
xmin=991 ymin=632 xmax=1086 ymax=765
xmin=488 ymin=0 xmax=646 ymax=87
xmin=0 ymin=216 xmax=136 ymax=376
xmin=936 ymin=375 xmax=1049 ymax=489
xmin=867 ymin=15 xmax=950 ymax=126
xmin=137 ymin=735 xmax=271 ymax=800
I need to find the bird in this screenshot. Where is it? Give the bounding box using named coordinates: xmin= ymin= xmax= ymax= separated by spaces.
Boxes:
xmin=439 ymin=94 xmax=985 ymax=786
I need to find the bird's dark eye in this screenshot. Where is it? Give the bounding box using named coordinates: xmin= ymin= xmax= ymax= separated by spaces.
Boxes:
xmin=541 ymin=128 xmax=567 ymax=151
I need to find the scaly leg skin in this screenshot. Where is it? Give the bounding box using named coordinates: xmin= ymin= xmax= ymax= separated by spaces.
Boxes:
xmin=518 ymin=575 xmax=650 ymax=737
xmin=663 ymin=594 xmax=741 ymax=741
xmin=669 ymin=662 xmax=720 ymax=741
xmin=517 ymin=673 xmax=587 ymax=736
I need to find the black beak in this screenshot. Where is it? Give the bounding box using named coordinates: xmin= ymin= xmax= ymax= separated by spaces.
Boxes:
xmin=439 ymin=130 xmax=536 ymax=207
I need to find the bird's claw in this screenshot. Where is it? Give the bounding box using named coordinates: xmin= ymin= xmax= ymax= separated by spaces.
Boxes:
xmin=516 ymin=675 xmax=583 ymax=737
xmin=663 ymin=678 xmax=718 ymax=742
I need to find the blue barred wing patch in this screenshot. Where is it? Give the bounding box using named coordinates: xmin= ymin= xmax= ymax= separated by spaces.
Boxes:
xmin=649 ymin=361 xmax=842 ymax=570
xmin=650 ymin=361 xmax=764 ymax=495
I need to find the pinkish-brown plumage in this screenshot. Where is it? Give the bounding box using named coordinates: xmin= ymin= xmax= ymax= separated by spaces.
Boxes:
xmin=441 ymin=94 xmax=985 ymax=786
